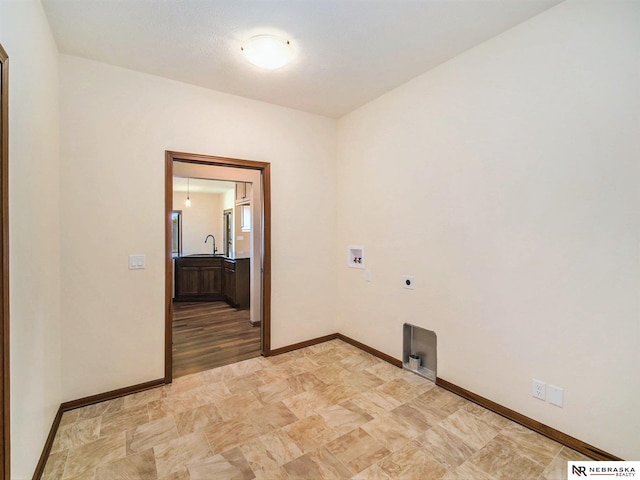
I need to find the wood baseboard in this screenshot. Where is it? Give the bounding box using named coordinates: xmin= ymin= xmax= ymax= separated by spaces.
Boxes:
xmin=31 ymin=406 xmax=63 ymax=480
xmin=61 ymin=378 xmax=166 ymax=412
xmin=270 ymin=335 xmax=620 ymax=461
xmin=336 ymin=333 xmax=403 ymax=368
xmin=267 ymin=334 xmax=403 ymax=369
xmin=34 ymin=336 xmax=621 ymax=480
xmin=435 ymin=377 xmax=622 ymax=461
xmin=33 ymin=378 xmax=166 ymax=480
xmin=267 ymin=333 xmax=339 ymax=356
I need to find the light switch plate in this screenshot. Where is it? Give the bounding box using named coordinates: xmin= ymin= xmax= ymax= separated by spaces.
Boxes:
xmin=129 ymin=254 xmax=145 ymax=270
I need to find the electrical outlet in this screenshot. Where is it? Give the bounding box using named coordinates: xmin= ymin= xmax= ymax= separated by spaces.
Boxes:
xmin=532 ymin=379 xmax=546 ymax=400
xmin=548 ymin=385 xmax=564 ymax=407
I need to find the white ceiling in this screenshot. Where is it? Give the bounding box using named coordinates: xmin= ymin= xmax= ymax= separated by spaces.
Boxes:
xmin=41 ymin=0 xmax=563 ymax=118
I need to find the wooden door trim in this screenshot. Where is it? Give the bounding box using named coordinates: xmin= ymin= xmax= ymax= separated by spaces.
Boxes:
xmin=164 ymin=151 xmax=271 ymax=382
xmin=0 ymin=43 xmax=10 ymax=480
xmin=223 ymin=209 xmax=232 ymax=257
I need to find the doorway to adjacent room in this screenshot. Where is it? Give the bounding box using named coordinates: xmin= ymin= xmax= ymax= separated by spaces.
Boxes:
xmin=164 ymin=151 xmax=271 ymax=382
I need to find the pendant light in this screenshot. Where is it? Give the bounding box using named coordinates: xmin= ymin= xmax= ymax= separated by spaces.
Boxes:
xmin=185 ymin=178 xmax=191 ymax=207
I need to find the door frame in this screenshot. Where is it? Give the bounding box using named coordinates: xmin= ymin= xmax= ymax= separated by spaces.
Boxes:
xmin=164 ymin=151 xmax=271 ymax=382
xmin=0 ymin=43 xmax=10 ymax=480
xmin=223 ymin=209 xmax=233 ymax=257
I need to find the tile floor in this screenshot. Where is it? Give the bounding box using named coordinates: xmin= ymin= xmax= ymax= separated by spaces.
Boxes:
xmin=42 ymin=339 xmax=589 ymax=479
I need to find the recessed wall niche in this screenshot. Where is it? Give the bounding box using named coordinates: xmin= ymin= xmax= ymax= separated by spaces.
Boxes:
xmin=403 ymin=323 xmax=437 ymax=382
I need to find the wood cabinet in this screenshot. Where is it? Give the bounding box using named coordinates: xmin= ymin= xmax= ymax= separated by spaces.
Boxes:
xmin=223 ymin=258 xmax=250 ymax=309
xmin=240 ymin=204 xmax=251 ymax=232
xmin=174 ymin=257 xmax=223 ymax=301
xmin=223 ymin=263 xmax=234 ymax=300
xmin=175 ymin=256 xmax=249 ymax=309
xmin=235 ymin=182 xmax=252 ymax=205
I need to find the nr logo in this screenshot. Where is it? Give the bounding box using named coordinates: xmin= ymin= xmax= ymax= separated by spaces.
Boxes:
xmin=572 ymin=465 xmax=587 ymax=476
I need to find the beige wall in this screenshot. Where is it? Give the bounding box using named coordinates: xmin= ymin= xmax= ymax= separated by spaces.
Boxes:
xmin=222 ymin=189 xmax=235 ymax=211
xmin=59 ymin=55 xmax=339 ymax=400
xmin=0 ymin=1 xmax=62 ymax=478
xmin=336 ymin=0 xmax=640 ymax=460
xmin=4 ymin=0 xmax=639 ymax=475
xmin=173 ymin=191 xmax=223 ymax=256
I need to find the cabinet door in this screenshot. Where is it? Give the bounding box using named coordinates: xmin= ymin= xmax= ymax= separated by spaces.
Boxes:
xmin=240 ymin=204 xmax=251 ymax=232
xmin=200 ymin=267 xmax=222 ymax=295
xmin=235 ymin=182 xmax=251 ymax=205
xmin=224 ymin=267 xmax=236 ymax=303
xmin=177 ymin=267 xmax=200 ymax=296
xmin=235 ymin=182 xmax=246 ymax=204
xmin=235 ymin=259 xmax=250 ymax=309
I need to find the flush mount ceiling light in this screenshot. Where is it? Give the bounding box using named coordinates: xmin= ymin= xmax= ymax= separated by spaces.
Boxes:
xmin=241 ymin=35 xmax=293 ymax=70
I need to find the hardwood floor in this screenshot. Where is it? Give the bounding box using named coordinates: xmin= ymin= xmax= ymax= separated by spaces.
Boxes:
xmin=172 ymin=301 xmax=261 ymax=378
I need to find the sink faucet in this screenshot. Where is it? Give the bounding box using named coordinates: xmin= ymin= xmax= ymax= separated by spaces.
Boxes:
xmin=205 ymin=235 xmax=217 ymax=255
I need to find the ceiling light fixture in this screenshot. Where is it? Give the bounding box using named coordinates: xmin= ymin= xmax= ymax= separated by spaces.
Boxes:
xmin=185 ymin=178 xmax=191 ymax=207
xmin=241 ymin=35 xmax=293 ymax=70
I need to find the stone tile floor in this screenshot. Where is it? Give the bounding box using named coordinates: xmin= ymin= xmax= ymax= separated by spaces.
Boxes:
xmin=42 ymin=339 xmax=589 ymax=479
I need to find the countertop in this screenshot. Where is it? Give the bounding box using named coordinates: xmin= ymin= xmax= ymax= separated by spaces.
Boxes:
xmin=173 ymin=253 xmax=250 ymax=261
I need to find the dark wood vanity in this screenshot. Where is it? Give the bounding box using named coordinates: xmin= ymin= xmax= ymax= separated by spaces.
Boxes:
xmin=174 ymin=255 xmax=250 ymax=309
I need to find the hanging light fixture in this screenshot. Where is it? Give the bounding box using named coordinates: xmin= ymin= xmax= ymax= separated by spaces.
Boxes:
xmin=241 ymin=35 xmax=293 ymax=70
xmin=185 ymin=178 xmax=191 ymax=207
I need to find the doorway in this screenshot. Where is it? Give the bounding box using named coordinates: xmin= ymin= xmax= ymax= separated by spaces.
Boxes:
xmin=164 ymin=151 xmax=271 ymax=382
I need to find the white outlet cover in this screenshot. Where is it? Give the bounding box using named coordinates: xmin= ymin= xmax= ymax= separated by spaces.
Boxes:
xmin=548 ymin=384 xmax=564 ymax=407
xmin=532 ymin=379 xmax=546 ymax=400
